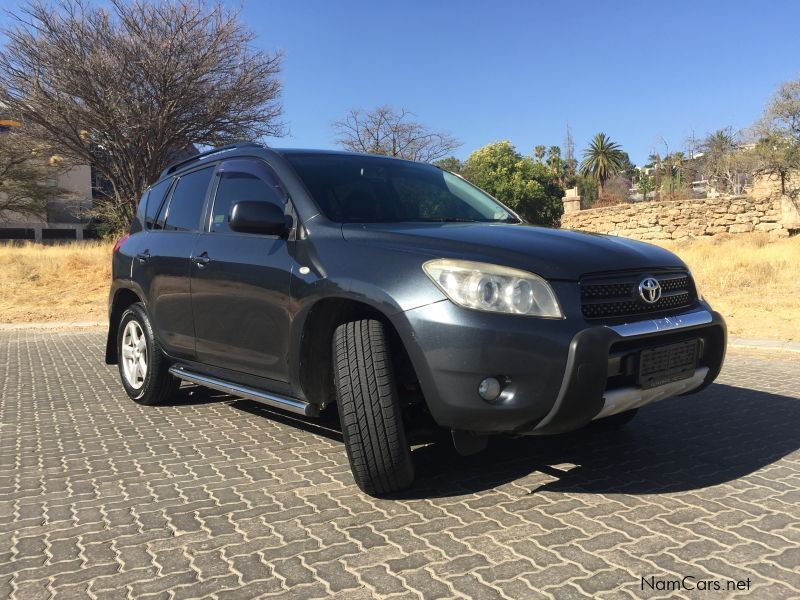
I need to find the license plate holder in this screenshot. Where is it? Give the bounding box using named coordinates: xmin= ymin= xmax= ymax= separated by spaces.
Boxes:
xmin=637 ymin=339 xmax=699 ymax=389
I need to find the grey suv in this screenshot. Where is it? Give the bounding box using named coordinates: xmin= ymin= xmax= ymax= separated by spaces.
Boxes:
xmin=106 ymin=143 xmax=726 ymax=495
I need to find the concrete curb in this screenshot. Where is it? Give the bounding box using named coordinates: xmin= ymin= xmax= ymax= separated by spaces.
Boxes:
xmin=728 ymin=337 xmax=800 ymax=353
xmin=0 ymin=321 xmax=104 ymax=331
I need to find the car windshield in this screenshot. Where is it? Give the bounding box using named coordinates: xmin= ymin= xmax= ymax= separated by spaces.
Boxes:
xmin=284 ymin=153 xmax=519 ymax=224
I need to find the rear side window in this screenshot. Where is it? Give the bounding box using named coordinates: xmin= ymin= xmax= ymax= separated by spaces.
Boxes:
xmin=133 ymin=190 xmax=149 ymax=232
xmin=210 ymin=160 xmax=286 ymax=234
xmin=145 ymin=178 xmax=174 ymax=230
xmin=163 ymin=168 xmax=214 ymax=232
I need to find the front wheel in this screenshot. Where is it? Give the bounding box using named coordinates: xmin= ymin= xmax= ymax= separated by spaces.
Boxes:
xmin=117 ymin=302 xmax=179 ymax=405
xmin=333 ymin=319 xmax=415 ymax=496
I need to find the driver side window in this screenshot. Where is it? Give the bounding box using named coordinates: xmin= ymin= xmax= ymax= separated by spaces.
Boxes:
xmin=211 ymin=160 xmax=286 ymax=234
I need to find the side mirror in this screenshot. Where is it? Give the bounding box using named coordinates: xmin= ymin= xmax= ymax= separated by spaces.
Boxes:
xmin=229 ymin=201 xmax=291 ymax=235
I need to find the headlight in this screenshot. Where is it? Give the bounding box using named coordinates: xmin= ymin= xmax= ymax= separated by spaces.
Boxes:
xmin=422 ymin=259 xmax=563 ymax=318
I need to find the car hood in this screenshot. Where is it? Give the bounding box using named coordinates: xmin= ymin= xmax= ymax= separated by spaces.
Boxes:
xmin=341 ymin=222 xmax=686 ymax=280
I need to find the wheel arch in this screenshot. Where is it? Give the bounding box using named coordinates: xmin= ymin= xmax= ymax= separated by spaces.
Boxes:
xmin=105 ymin=287 xmax=144 ymax=364
xmin=293 ymin=297 xmax=421 ymax=410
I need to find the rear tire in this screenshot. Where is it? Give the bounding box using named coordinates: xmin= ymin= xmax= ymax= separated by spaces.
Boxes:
xmin=117 ymin=302 xmax=180 ymax=405
xmin=333 ymin=319 xmax=415 ymax=496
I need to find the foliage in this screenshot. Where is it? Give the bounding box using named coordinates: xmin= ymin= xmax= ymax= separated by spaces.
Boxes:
xmin=432 ymin=156 xmax=464 ymax=174
xmin=0 ymin=0 xmax=284 ymax=233
xmin=700 ymin=128 xmax=753 ymax=195
xmin=333 ymin=106 xmax=460 ymax=163
xmin=618 ymin=152 xmax=638 ymax=181
xmin=577 ymin=174 xmax=598 ymax=209
xmin=0 ymin=130 xmax=72 ymax=221
xmin=462 ymin=141 xmax=563 ymax=226
xmin=579 ymin=133 xmax=626 ymax=197
xmin=637 ymin=173 xmax=655 ymax=201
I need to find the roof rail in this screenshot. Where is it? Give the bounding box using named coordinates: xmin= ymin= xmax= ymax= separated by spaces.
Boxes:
xmin=159 ymin=142 xmax=264 ymax=178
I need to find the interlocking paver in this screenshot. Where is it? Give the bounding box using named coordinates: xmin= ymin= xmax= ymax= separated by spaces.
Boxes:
xmin=0 ymin=330 xmax=798 ymax=598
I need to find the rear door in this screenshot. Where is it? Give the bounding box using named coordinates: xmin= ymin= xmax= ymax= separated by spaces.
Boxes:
xmin=134 ymin=167 xmax=214 ymax=360
xmin=190 ymin=158 xmax=294 ymax=381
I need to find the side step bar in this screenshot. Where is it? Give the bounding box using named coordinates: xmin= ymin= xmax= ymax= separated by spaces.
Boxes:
xmin=168 ymin=366 xmax=319 ymax=417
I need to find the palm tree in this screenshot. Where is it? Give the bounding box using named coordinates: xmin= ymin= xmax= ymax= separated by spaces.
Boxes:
xmin=533 ymin=145 xmax=546 ymax=163
xmin=580 ymin=133 xmax=626 ymax=198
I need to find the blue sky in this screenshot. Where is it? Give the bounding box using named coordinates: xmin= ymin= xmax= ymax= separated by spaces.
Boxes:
xmin=229 ymin=0 xmax=800 ymax=165
xmin=3 ymin=1 xmax=799 ymax=165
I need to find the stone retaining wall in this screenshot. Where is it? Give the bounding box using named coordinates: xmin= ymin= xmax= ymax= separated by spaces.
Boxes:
xmin=561 ymin=194 xmax=793 ymax=241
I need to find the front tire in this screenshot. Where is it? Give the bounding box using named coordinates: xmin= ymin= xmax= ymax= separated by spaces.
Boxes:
xmin=333 ymin=319 xmax=415 ymax=496
xmin=117 ymin=303 xmax=179 ymax=405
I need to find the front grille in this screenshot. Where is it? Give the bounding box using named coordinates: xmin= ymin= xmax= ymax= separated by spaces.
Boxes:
xmin=581 ymin=272 xmax=694 ymax=319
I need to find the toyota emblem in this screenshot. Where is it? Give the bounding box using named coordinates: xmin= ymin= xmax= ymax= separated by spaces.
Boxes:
xmin=638 ymin=277 xmax=662 ymax=304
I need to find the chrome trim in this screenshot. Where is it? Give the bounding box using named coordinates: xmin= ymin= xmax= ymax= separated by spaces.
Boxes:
xmin=168 ymin=367 xmax=318 ymax=417
xmin=607 ymin=308 xmax=713 ymax=338
xmin=593 ymin=367 xmax=708 ymax=420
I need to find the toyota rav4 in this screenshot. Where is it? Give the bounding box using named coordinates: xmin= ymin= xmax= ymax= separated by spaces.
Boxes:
xmin=106 ymin=143 xmax=727 ymax=496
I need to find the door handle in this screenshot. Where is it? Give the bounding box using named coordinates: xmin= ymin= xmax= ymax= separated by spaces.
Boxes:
xmin=191 ymin=253 xmax=211 ymax=268
xmin=136 ymin=250 xmax=151 ymax=263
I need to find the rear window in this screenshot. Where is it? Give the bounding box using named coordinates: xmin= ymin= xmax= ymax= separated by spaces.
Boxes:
xmin=144 ymin=178 xmax=174 ymax=229
xmin=284 ymin=153 xmax=515 ymax=223
xmin=134 ymin=190 xmax=148 ymax=231
xmin=163 ymin=168 xmax=214 ymax=232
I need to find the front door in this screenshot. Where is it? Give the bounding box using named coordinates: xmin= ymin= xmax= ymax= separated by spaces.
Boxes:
xmin=190 ymin=158 xmax=294 ymax=381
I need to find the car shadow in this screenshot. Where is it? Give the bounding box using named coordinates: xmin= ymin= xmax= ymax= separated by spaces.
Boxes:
xmin=397 ymin=383 xmax=800 ymax=499
xmin=165 ymin=382 xmax=800 ymax=499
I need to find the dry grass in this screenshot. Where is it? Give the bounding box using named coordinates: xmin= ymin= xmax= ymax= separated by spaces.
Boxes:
xmin=1 ymin=233 xmax=798 ymax=341
xmin=0 ymin=241 xmax=112 ymax=323
xmin=658 ymin=233 xmax=800 ymax=341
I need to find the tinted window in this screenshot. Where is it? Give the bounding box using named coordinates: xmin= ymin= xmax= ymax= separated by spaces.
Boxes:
xmin=211 ymin=161 xmax=286 ymax=234
xmin=163 ymin=168 xmax=214 ymax=232
xmin=285 ymin=154 xmax=517 ymax=223
xmin=145 ymin=178 xmax=174 ymax=230
xmin=134 ymin=190 xmax=148 ymax=231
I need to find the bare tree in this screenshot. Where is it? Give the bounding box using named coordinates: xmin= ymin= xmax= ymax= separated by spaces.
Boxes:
xmin=0 ymin=0 xmax=284 ymax=232
xmin=332 ymin=106 xmax=460 ymax=163
xmin=752 ymin=79 xmax=800 ymax=195
xmin=0 ymin=129 xmax=72 ymax=221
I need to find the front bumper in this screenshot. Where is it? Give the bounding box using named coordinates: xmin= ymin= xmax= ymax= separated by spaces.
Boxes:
xmin=394 ymin=301 xmax=726 ymax=434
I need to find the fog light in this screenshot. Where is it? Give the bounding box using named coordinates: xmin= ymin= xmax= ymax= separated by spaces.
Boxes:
xmin=478 ymin=377 xmax=502 ymax=402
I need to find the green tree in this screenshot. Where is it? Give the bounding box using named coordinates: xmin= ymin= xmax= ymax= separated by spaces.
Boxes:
xmin=637 ymin=174 xmax=655 ymax=201
xmin=661 ymin=151 xmax=686 ymax=197
xmin=618 ymin=152 xmax=638 ymax=181
xmin=533 ymin=145 xmax=546 ymax=163
xmin=432 ymin=156 xmax=464 ymax=174
xmin=576 ymin=174 xmax=597 ymax=209
xmin=546 ymin=146 xmax=562 ymax=179
xmin=462 ymin=141 xmax=563 ymax=226
xmin=579 ymin=133 xmax=626 ymax=198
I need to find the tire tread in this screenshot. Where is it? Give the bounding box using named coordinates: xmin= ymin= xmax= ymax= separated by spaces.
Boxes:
xmin=334 ymin=319 xmax=414 ymax=495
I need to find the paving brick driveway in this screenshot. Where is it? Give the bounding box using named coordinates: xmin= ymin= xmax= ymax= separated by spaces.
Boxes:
xmin=1 ymin=330 xmax=798 ymax=599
